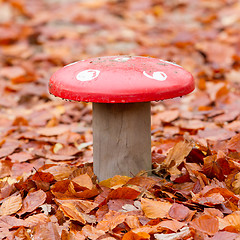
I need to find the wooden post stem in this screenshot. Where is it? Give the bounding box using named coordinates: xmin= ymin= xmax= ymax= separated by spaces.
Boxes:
xmin=93 ymin=102 xmax=151 ymax=181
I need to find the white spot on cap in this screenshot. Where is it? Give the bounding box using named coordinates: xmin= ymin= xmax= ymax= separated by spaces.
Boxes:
xmin=76 ymin=69 xmax=100 ymax=82
xmin=160 ymin=59 xmax=182 ymax=67
xmin=143 ymin=71 xmax=167 ymax=81
xmin=113 ymin=57 xmax=131 ymax=62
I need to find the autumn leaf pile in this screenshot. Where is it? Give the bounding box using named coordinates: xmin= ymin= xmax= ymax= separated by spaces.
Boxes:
xmin=0 ymin=0 xmax=240 ymax=239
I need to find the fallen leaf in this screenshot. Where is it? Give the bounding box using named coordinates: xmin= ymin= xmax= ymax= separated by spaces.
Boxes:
xmin=190 ymin=214 xmax=218 ymax=235
xmin=218 ymin=211 xmax=240 ymax=231
xmin=141 ymin=198 xmax=172 ymax=219
xmin=108 ymin=187 xmax=141 ymax=200
xmin=18 ymin=190 xmax=47 ymax=215
xmin=154 ymin=227 xmax=191 ymax=240
xmin=33 ymin=222 xmax=61 ymax=240
xmin=122 ymin=231 xmax=150 ymax=240
xmin=161 ymin=141 xmax=193 ymax=176
xmin=227 ymin=133 xmax=240 ymax=152
xmin=96 ymin=210 xmax=128 ymax=232
xmin=0 ymin=194 xmax=22 ymax=216
xmin=71 ymin=173 xmax=93 ymax=190
xmin=100 ymin=175 xmax=131 ymax=188
xmin=81 ymin=225 xmax=105 ymax=240
xmin=168 ymin=203 xmax=190 ymax=221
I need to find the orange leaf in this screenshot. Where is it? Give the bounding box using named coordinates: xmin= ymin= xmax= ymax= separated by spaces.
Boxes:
xmin=71 ymin=173 xmax=93 ymax=190
xmin=59 ymin=202 xmax=86 ymax=224
xmin=125 ymin=215 xmax=141 ymax=229
xmin=33 ymin=222 xmax=61 ymax=240
xmin=100 ymin=175 xmax=131 ymax=188
xmin=218 ymin=211 xmax=240 ymax=231
xmin=141 ymin=198 xmax=172 ymax=219
xmin=18 ymin=190 xmax=46 ymax=215
xmin=122 ymin=231 xmax=150 ymax=240
xmin=0 ymin=194 xmax=22 ymax=216
xmin=32 ymin=171 xmax=54 ymax=183
xmin=96 ymin=210 xmax=128 ymax=232
xmin=227 ymin=133 xmax=240 ymax=152
xmin=159 ymin=219 xmax=185 ymax=232
xmin=162 ymin=141 xmax=193 ymax=176
xmin=190 ymin=214 xmax=218 ymax=235
xmin=108 ymin=187 xmax=141 ymax=200
xmin=25 ymin=213 xmax=50 ymax=228
xmin=168 ymin=203 xmax=190 ymax=221
xmin=81 ymin=225 xmax=105 ymax=240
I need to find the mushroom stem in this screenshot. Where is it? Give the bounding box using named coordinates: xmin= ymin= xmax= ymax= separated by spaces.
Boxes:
xmin=93 ymin=102 xmax=151 ymax=181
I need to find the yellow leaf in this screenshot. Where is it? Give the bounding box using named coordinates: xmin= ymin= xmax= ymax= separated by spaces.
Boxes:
xmin=99 ymin=175 xmax=131 ymax=188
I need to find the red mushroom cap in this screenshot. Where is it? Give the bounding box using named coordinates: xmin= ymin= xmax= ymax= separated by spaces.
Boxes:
xmin=49 ymin=56 xmax=194 ymax=103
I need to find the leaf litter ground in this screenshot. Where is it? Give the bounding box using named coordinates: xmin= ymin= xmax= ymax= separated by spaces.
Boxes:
xmin=0 ymin=0 xmax=240 ymax=239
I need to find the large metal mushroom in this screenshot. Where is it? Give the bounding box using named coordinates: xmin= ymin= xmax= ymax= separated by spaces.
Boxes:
xmin=49 ymin=56 xmax=194 ymax=181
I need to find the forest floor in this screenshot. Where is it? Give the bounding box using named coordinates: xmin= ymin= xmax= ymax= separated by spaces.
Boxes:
xmin=0 ymin=0 xmax=240 ymax=239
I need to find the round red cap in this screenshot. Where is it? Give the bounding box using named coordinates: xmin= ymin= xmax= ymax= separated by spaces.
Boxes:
xmin=49 ymin=56 xmax=195 ymax=103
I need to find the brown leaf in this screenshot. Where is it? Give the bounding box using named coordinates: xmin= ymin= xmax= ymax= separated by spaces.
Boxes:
xmin=107 ymin=187 xmax=141 ymax=200
xmin=18 ymin=190 xmax=47 ymax=215
xmin=68 ymin=181 xmax=99 ymax=199
xmin=190 ymin=214 xmax=218 ymax=235
xmin=36 ymin=125 xmax=70 ymax=136
xmin=81 ymin=225 xmax=105 ymax=240
xmin=0 ymin=216 xmax=27 ymax=228
xmin=162 ymin=141 xmax=194 ymax=176
xmin=204 ymin=208 xmax=224 ymax=218
xmin=218 ymin=211 xmax=240 ymax=231
xmin=141 ymin=198 xmax=172 ymax=219
xmin=122 ymin=231 xmax=150 ymax=240
xmin=168 ymin=203 xmax=190 ymax=221
xmin=96 ymin=210 xmax=128 ymax=232
xmin=8 ymin=152 xmax=33 ymax=162
xmin=33 ymin=222 xmax=61 ymax=240
xmin=198 ymin=128 xmax=235 ymax=141
xmin=59 ymin=202 xmax=86 ymax=224
xmin=42 ymin=165 xmax=76 ymax=181
xmin=0 ymin=194 xmax=22 ymax=216
xmin=159 ymin=219 xmax=186 ymax=232
xmin=210 ymin=231 xmax=239 ymax=240
xmin=227 ymin=133 xmax=240 ymax=152
xmin=126 ymin=176 xmax=158 ymax=190
xmin=71 ymin=173 xmax=93 ymax=190
xmin=100 ymin=175 xmax=131 ymax=188
xmin=25 ymin=213 xmax=50 ymax=227
xmin=13 ymin=226 xmax=31 ymax=239
xmin=56 ymin=199 xmax=98 ymax=214
xmin=32 ymin=171 xmax=55 ymax=183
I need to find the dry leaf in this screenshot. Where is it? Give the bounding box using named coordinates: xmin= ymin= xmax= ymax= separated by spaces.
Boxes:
xmin=100 ymin=175 xmax=131 ymax=188
xmin=108 ymin=187 xmax=141 ymax=200
xmin=0 ymin=195 xmax=22 ymax=216
xmin=190 ymin=214 xmax=218 ymax=235
xmin=81 ymin=225 xmax=105 ymax=240
xmin=154 ymin=227 xmax=191 ymax=240
xmin=162 ymin=141 xmax=193 ymax=176
xmin=168 ymin=203 xmax=190 ymax=221
xmin=18 ymin=190 xmax=47 ymax=215
xmin=72 ymin=173 xmax=93 ymax=190
xmin=141 ymin=198 xmax=172 ymax=219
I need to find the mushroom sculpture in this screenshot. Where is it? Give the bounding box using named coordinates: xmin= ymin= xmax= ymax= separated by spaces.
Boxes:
xmin=49 ymin=56 xmax=194 ymax=181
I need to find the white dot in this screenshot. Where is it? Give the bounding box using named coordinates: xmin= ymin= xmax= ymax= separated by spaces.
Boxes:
xmin=143 ymin=71 xmax=167 ymax=81
xmin=76 ymin=69 xmax=100 ymax=82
